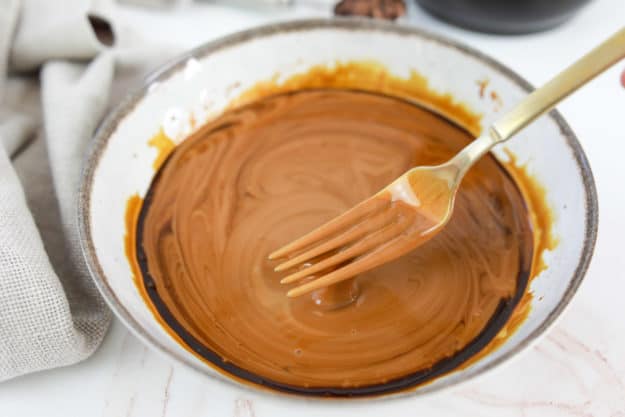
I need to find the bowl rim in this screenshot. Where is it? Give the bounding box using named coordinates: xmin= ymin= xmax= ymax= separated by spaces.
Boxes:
xmin=77 ymin=17 xmax=599 ymax=401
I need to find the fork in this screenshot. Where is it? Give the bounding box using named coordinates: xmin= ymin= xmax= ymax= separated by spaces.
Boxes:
xmin=270 ymin=27 xmax=625 ymax=298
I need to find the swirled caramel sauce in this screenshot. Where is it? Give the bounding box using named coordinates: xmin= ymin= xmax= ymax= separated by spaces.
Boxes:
xmin=135 ymin=89 xmax=534 ymax=395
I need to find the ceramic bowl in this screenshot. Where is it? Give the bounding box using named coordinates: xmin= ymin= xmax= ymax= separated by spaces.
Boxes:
xmin=78 ymin=19 xmax=597 ymax=399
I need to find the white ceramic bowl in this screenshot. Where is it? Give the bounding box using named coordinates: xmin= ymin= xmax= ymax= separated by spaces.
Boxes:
xmin=78 ymin=19 xmax=597 ymax=399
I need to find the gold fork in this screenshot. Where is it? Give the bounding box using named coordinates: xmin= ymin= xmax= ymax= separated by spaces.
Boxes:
xmin=270 ymin=27 xmax=625 ymax=298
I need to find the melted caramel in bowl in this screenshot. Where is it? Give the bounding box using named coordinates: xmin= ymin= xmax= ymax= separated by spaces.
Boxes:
xmin=134 ymin=89 xmax=534 ymax=395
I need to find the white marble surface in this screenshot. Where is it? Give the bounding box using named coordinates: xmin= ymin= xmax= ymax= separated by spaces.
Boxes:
xmin=2 ymin=1 xmax=625 ymax=416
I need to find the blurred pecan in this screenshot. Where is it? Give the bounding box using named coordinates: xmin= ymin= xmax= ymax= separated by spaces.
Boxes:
xmin=334 ymin=0 xmax=406 ymax=20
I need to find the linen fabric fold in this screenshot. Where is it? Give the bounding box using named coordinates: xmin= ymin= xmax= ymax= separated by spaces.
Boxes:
xmin=0 ymin=0 xmax=175 ymax=381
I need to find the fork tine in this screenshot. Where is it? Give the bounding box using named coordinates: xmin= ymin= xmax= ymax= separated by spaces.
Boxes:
xmin=279 ymin=219 xmax=409 ymax=284
xmin=268 ymin=195 xmax=389 ymax=260
xmin=274 ymin=207 xmax=397 ymax=272
xmin=286 ymin=236 xmax=412 ymax=298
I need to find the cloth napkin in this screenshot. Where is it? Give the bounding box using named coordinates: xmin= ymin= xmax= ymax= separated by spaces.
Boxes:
xmin=0 ymin=0 xmax=176 ymax=381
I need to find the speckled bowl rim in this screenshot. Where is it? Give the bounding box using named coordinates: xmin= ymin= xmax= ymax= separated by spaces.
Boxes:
xmin=77 ymin=18 xmax=598 ymax=401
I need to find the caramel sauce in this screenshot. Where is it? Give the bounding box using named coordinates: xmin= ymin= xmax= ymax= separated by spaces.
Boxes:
xmin=457 ymin=152 xmax=558 ymax=370
xmin=231 ymin=61 xmax=483 ymax=137
xmin=124 ymin=193 xmax=143 ymax=287
xmin=148 ymin=128 xmax=175 ymax=171
xmin=504 ymin=150 xmax=558 ymax=275
xmin=476 ymin=78 xmax=489 ymax=99
xmin=124 ymin=62 xmax=556 ymax=396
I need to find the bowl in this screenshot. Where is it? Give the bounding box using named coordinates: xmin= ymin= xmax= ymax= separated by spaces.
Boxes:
xmin=78 ymin=19 xmax=597 ymax=399
xmin=415 ymin=0 xmax=592 ymax=34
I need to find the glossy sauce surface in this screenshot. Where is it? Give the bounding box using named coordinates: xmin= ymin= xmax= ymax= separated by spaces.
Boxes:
xmin=137 ymin=90 xmax=533 ymax=394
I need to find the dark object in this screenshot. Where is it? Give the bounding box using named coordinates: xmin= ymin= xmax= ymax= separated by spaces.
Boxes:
xmin=335 ymin=0 xmax=407 ymax=20
xmin=415 ymin=0 xmax=592 ymax=34
xmin=88 ymin=15 xmax=115 ymax=46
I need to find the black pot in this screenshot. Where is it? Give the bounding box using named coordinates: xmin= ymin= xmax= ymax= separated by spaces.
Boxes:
xmin=415 ymin=0 xmax=592 ymax=34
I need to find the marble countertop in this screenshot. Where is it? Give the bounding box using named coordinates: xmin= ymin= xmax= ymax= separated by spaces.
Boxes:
xmin=2 ymin=1 xmax=625 ymax=416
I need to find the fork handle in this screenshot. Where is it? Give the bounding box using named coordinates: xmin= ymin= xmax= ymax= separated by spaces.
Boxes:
xmin=490 ymin=26 xmax=625 ymax=142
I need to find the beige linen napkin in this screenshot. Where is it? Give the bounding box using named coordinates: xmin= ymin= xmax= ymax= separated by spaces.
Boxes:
xmin=0 ymin=0 xmax=175 ymax=381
